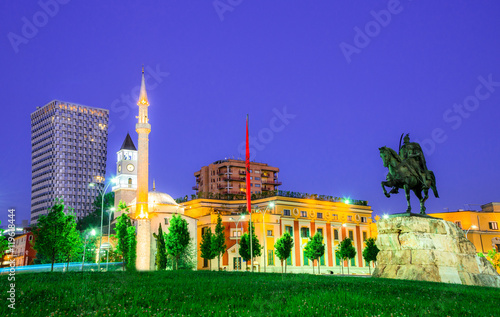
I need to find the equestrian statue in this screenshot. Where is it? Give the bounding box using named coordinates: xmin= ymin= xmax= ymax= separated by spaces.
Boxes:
xmin=379 ymin=134 xmax=439 ymax=214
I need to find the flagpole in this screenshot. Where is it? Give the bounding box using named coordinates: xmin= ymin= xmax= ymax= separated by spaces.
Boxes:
xmin=246 ymin=114 xmax=253 ymax=272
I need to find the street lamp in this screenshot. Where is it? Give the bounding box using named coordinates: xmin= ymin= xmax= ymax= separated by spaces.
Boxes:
xmin=89 ymin=177 xmax=118 ymax=271
xmin=255 ymin=201 xmax=275 ymax=273
xmin=229 ymin=214 xmax=246 ymax=270
xmin=82 ymin=229 xmax=96 ymax=272
xmin=106 ymin=207 xmax=116 ymax=271
xmin=465 ymin=225 xmax=477 ymax=239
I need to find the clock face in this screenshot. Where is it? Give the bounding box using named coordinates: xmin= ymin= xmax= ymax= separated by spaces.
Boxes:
xmin=127 ymin=164 xmax=135 ymax=172
xmin=118 ymin=165 xmax=122 ymax=173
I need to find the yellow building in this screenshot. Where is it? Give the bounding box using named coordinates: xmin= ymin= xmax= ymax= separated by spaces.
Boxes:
xmin=182 ymin=194 xmax=376 ymax=274
xmin=430 ymin=202 xmax=500 ymax=255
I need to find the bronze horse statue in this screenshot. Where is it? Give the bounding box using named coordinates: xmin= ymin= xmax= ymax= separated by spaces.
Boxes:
xmin=379 ymin=146 xmax=439 ymax=214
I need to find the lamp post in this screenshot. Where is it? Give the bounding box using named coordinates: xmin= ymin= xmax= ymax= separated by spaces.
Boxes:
xmin=465 ymin=225 xmax=477 ymax=239
xmin=89 ymin=178 xmax=117 ymax=272
xmin=255 ymin=201 xmax=275 ymax=273
xmin=229 ymin=215 xmax=245 ymax=270
xmin=82 ymin=229 xmax=96 ymax=272
xmin=106 ymin=207 xmax=116 ymax=271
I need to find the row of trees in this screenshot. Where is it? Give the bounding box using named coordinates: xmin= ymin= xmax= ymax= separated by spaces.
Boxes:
xmin=31 ymin=198 xmax=135 ymax=272
xmin=198 ymin=213 xmax=380 ymax=274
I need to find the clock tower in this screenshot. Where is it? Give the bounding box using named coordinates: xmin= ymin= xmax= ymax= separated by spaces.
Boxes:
xmin=113 ymin=132 xmax=138 ymax=217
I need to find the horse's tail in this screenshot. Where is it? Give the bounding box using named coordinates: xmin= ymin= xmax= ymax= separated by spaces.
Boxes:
xmin=428 ymin=171 xmax=439 ymax=198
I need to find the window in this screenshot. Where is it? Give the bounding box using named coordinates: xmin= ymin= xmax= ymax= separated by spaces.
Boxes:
xmin=255 ymin=184 xmax=260 ymax=187
xmin=335 ymin=253 xmax=341 ymax=266
xmin=204 ymin=258 xmax=209 ymax=268
xmin=285 ymin=225 xmax=293 ymax=236
xmin=489 ymin=222 xmax=498 ymax=230
xmin=317 ymin=212 xmax=323 ymax=219
xmin=283 ymin=209 xmax=291 ymax=216
xmin=320 ymin=254 xmax=325 ymax=266
xmin=286 ymin=255 xmax=292 ymax=266
xmin=317 ymin=228 xmax=323 ymax=236
xmin=29 ymin=235 xmax=33 ymax=241
xmin=347 ymin=215 xmax=352 ymax=221
xmin=454 ymin=221 xmax=462 ymax=229
xmin=303 ymin=251 xmax=309 ymax=265
xmin=268 ymin=250 xmax=274 ymax=265
xmin=301 ymin=227 xmax=310 ymax=238
xmin=334 ymin=229 xmax=339 ymax=240
xmin=164 ymin=218 xmax=169 ymax=225
xmin=348 ymin=230 xmax=354 ymax=240
xmin=300 ymin=211 xmax=307 ymax=217
xmin=267 ymin=230 xmax=273 ymax=236
xmin=233 ymin=257 xmax=241 ymax=270
xmin=332 ymin=214 xmax=338 ymax=220
xmin=255 ymin=177 xmax=260 ymax=180
xmin=362 ymin=231 xmax=367 ymax=241
xmin=351 ymin=257 xmax=356 ymax=267
xmin=233 ymin=230 xmax=242 ymax=237
xmin=361 ymin=216 xmax=367 ymax=223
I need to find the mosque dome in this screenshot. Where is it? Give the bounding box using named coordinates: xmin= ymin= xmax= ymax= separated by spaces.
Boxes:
xmin=130 ymin=190 xmax=179 ymax=207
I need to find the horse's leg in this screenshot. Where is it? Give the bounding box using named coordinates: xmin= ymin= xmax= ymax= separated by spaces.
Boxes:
xmin=381 ymin=181 xmax=390 ymax=198
xmin=404 ymin=185 xmax=411 ymax=213
xmin=414 ymin=189 xmax=425 ymax=214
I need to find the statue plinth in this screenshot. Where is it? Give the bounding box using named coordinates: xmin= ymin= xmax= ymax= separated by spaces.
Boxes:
xmin=373 ymin=216 xmax=500 ymax=287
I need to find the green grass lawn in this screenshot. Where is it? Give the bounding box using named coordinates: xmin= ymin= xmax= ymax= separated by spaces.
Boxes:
xmin=1 ymin=270 xmax=499 ymax=316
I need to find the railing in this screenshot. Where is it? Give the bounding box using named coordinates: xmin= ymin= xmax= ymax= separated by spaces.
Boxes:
xmin=262 ymin=180 xmax=282 ymax=185
xmin=175 ymin=190 xmax=368 ymax=206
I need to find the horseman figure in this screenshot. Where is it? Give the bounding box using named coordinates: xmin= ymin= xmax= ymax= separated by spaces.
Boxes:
xmin=380 ymin=134 xmax=439 ymax=214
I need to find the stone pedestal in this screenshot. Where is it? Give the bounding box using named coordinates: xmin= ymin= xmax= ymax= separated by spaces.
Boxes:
xmin=136 ymin=218 xmax=151 ymax=271
xmin=373 ymin=216 xmax=500 ymax=288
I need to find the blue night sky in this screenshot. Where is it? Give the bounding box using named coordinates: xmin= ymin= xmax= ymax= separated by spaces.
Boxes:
xmin=1 ymin=1 xmax=499 ymax=226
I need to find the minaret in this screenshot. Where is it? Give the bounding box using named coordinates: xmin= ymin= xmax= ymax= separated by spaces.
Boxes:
xmin=135 ymin=66 xmax=151 ymax=271
xmin=136 ymin=66 xmax=151 ymax=217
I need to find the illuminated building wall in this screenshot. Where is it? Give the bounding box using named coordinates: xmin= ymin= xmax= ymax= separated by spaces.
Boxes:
xmin=30 ymin=100 xmax=109 ymax=224
xmin=183 ymin=195 xmax=376 ymax=273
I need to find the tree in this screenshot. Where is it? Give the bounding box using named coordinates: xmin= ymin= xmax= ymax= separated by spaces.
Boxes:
xmin=336 ymin=238 xmax=356 ymax=275
xmin=238 ymin=220 xmax=261 ymax=270
xmin=0 ymin=222 xmax=9 ymax=258
xmin=165 ymin=214 xmax=191 ymax=270
xmin=213 ymin=213 xmax=226 ymax=271
xmin=486 ymin=249 xmax=500 ymax=271
xmin=114 ymin=201 xmax=134 ymax=270
xmin=76 ymin=192 xmax=114 ymax=231
xmin=304 ymin=232 xmax=325 ymax=274
xmin=153 ymin=223 xmax=168 ymax=270
xmin=60 ymin=213 xmax=82 ymax=271
xmin=126 ymin=225 xmax=137 ymax=271
xmin=274 ymin=232 xmax=293 ymax=274
xmin=33 ymin=198 xmax=73 ymax=272
xmin=200 ymin=227 xmax=217 ymax=270
xmin=362 ymin=237 xmax=380 ymax=275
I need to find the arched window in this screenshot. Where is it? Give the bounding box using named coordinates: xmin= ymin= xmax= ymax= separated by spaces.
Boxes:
xmin=128 ymin=178 xmax=132 ymax=188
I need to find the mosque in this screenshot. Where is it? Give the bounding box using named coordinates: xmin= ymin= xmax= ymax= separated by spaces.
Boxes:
xmin=112 ymin=68 xmax=197 ymax=271
xmin=111 ymin=68 xmax=376 ymax=274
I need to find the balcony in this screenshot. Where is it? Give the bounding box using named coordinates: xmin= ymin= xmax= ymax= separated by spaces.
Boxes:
xmin=218 ymin=169 xmax=231 ymax=175
xmin=262 ymin=180 xmax=282 ymax=186
xmin=192 ymin=185 xmax=199 ymax=190
xmin=223 ymin=176 xmax=244 ymax=182
xmin=217 ymin=184 xmax=233 ymax=189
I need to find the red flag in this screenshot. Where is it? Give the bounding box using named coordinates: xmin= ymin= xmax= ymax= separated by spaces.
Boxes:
xmin=246 ymin=115 xmax=251 ymax=214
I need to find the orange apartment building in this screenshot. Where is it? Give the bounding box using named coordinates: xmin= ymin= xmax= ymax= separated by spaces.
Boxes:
xmin=193 ymin=159 xmax=281 ymax=196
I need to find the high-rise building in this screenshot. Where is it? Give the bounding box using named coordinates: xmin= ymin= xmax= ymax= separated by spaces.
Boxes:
xmin=30 ymin=100 xmax=109 ymax=224
xmin=193 ymin=159 xmax=281 ymax=195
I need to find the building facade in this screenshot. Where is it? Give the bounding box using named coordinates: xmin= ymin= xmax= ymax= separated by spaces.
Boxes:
xmin=183 ymin=195 xmax=375 ymax=274
xmin=30 ymin=100 xmax=109 ymax=224
xmin=430 ymin=202 xmax=500 ymax=254
xmin=13 ymin=230 xmax=37 ymax=267
xmin=193 ymin=159 xmax=281 ymax=196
